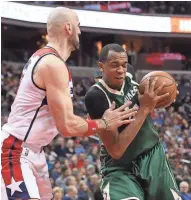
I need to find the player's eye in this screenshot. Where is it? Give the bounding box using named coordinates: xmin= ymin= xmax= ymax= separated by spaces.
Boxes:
xmin=111 ymin=64 xmax=118 ymax=68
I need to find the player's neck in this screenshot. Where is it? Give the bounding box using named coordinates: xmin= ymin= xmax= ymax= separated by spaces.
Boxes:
xmin=102 ymin=78 xmax=122 ymax=91
xmin=47 ymin=40 xmax=72 ymax=61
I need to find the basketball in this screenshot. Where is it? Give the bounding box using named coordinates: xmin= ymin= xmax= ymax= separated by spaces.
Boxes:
xmin=139 ymin=71 xmax=177 ymax=108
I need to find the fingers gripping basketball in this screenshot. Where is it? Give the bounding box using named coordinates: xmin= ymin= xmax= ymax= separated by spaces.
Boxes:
xmin=139 ymin=71 xmax=178 ymax=108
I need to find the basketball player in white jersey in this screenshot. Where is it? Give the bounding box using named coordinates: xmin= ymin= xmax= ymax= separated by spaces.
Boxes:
xmin=1 ymin=7 xmax=137 ymax=200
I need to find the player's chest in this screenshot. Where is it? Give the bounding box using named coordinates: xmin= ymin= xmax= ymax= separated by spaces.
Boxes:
xmin=109 ymin=83 xmax=139 ymax=108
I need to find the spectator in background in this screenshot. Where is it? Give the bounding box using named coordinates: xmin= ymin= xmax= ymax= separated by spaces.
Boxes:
xmin=80 ymin=137 xmax=91 ymax=151
xmin=78 ymin=180 xmax=94 ymax=200
xmin=44 ymin=144 xmax=58 ymax=170
xmin=52 ymin=187 xmax=64 ymax=200
xmin=65 ymin=139 xmax=76 ymax=158
xmin=65 ymin=175 xmax=78 ymax=191
xmin=69 ymin=154 xmax=85 ymax=169
xmin=55 ymin=165 xmax=72 ymax=189
xmin=87 ymin=174 xmax=100 ymax=194
xmin=55 ymin=136 xmax=66 ymax=159
xmin=63 ymin=185 xmax=78 ymax=200
xmin=86 ymin=164 xmax=96 ymax=178
xmin=71 ymin=168 xmax=82 ymax=183
xmin=88 ymin=174 xmax=103 ymax=200
xmin=76 ymin=153 xmax=86 ymax=169
xmin=50 ymin=177 xmax=55 ymax=189
xmin=179 ymin=181 xmax=191 ymax=200
xmin=32 ymin=1 xmax=191 ymax=15
xmin=74 ymin=82 xmax=86 ymax=99
xmin=51 ymin=161 xmax=62 ymax=182
xmin=88 ymin=145 xmax=99 ymax=163
xmin=74 ymin=139 xmax=86 ymax=155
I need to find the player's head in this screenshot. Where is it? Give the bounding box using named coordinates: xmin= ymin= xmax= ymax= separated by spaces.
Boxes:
xmin=98 ymin=43 xmax=127 ymax=90
xmin=47 ymin=7 xmax=81 ymax=51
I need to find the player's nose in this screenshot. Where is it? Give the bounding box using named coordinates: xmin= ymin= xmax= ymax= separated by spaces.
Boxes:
xmin=117 ymin=66 xmax=125 ymax=73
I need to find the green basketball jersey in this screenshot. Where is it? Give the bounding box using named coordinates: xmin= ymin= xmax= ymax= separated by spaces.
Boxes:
xmin=94 ymin=72 xmax=159 ymax=171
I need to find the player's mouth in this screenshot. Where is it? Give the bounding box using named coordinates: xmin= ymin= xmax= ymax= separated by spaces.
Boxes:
xmin=116 ymin=77 xmax=124 ymax=80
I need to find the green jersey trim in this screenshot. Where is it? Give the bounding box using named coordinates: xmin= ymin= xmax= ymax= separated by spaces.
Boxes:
xmin=126 ymin=72 xmax=139 ymax=86
xmin=98 ymin=79 xmax=125 ymax=96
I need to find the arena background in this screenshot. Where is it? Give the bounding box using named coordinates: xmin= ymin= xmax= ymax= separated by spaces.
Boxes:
xmin=1 ymin=1 xmax=191 ymax=199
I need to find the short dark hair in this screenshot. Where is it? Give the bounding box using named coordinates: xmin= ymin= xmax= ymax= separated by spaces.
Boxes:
xmin=99 ymin=43 xmax=125 ymax=62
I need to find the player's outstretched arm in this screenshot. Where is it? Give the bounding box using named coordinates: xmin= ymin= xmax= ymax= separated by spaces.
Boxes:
xmin=41 ymin=55 xmax=133 ymax=137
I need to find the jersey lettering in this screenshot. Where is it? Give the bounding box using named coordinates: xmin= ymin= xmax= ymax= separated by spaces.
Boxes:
xmin=124 ymin=85 xmax=138 ymax=102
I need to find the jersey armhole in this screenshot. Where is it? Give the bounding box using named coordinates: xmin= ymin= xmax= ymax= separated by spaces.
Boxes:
xmin=31 ymin=53 xmax=58 ymax=91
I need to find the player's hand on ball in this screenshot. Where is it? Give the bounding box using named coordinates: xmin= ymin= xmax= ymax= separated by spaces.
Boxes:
xmin=102 ymin=101 xmax=138 ymax=131
xmin=139 ymin=77 xmax=170 ymax=113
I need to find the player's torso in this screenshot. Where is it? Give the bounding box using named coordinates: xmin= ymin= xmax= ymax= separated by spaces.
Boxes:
xmin=95 ymin=72 xmax=159 ymax=170
xmin=2 ymin=47 xmax=73 ymax=149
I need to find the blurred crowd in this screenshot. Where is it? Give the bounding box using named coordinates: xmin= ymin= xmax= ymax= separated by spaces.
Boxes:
xmin=152 ymin=74 xmax=191 ymax=182
xmin=1 ymin=62 xmax=191 ymax=199
xmin=29 ymin=1 xmax=191 ymax=15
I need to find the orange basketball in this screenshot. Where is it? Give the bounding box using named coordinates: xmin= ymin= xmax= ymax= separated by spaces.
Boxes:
xmin=139 ymin=71 xmax=177 ymax=108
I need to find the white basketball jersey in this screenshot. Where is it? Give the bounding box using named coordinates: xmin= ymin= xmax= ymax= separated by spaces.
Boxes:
xmin=2 ymin=46 xmax=73 ymax=149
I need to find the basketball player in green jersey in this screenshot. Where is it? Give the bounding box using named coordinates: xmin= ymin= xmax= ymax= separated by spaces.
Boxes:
xmin=85 ymin=44 xmax=181 ymax=200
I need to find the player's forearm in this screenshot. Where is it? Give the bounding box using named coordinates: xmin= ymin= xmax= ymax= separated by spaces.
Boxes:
xmin=60 ymin=115 xmax=106 ymax=137
xmin=112 ymin=107 xmax=149 ymax=159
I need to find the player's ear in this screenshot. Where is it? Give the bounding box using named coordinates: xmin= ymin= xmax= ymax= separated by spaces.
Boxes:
xmin=98 ymin=62 xmax=104 ymax=72
xmin=66 ymin=22 xmax=72 ymax=35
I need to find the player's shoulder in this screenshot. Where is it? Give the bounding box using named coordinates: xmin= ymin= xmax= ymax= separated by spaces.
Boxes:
xmin=85 ymin=84 xmax=104 ymax=98
xmin=85 ymin=84 xmax=106 ymax=102
xmin=37 ymin=54 xmax=70 ymax=88
xmin=42 ymin=54 xmax=64 ymax=68
xmin=85 ymin=83 xmax=110 ymax=119
xmin=39 ymin=54 xmax=67 ymax=76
